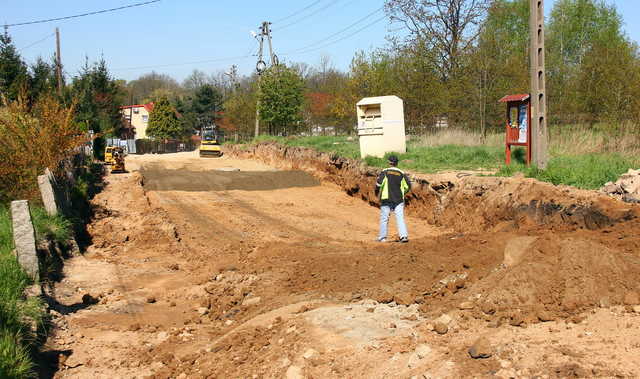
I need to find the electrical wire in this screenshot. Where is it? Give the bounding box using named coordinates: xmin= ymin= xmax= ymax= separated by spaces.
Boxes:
xmin=274 ymin=0 xmax=342 ymax=31
xmin=284 ymin=6 xmax=384 ymax=54
xmin=5 ymin=0 xmax=161 ymax=27
xmin=273 ymin=0 xmax=324 ymax=24
xmin=18 ymin=32 xmax=55 ymax=51
xmin=287 ymin=14 xmax=387 ymax=55
xmin=111 ymin=54 xmax=254 ymax=71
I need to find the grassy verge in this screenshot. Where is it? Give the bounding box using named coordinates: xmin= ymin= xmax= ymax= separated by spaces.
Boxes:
xmin=0 ymin=204 xmax=73 ymax=378
xmin=497 ymin=153 xmax=639 ymax=190
xmin=0 ymin=206 xmax=43 ymax=378
xmin=248 ymin=134 xmax=640 ymax=190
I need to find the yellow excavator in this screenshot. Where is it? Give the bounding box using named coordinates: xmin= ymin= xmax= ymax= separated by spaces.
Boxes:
xmin=199 ymin=126 xmax=223 ymax=157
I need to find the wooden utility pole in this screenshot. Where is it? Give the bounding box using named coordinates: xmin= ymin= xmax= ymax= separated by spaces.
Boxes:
xmin=55 ymin=27 xmax=63 ymax=96
xmin=530 ymin=0 xmax=548 ymax=168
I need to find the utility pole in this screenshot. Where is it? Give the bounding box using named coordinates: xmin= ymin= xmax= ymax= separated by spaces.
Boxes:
xmin=254 ymin=21 xmax=278 ymax=138
xmin=530 ymin=0 xmax=548 ymax=168
xmin=55 ymin=27 xmax=63 ymax=96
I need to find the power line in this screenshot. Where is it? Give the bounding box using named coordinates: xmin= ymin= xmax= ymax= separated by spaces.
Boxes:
xmin=285 ymin=6 xmax=384 ymax=54
xmin=112 ymin=54 xmax=254 ymax=72
xmin=18 ymin=32 xmax=55 ymax=51
xmin=274 ymin=0 xmax=342 ymax=31
xmin=273 ymin=0 xmax=323 ymax=24
xmin=287 ymin=14 xmax=387 ymax=55
xmin=4 ymin=0 xmax=161 ymax=28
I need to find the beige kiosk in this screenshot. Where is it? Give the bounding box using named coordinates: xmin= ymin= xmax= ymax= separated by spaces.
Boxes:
xmin=356 ymin=96 xmax=406 ymax=158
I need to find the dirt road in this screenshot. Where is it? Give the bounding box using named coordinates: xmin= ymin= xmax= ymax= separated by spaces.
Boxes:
xmin=44 ymin=151 xmax=640 ymax=378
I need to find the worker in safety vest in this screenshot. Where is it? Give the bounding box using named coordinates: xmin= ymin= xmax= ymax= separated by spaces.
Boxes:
xmin=375 ymin=155 xmax=411 ymax=243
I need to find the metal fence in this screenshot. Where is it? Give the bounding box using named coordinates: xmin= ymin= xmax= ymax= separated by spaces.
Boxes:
xmin=106 ymin=138 xmax=137 ymax=154
xmin=134 ymin=139 xmax=197 ymax=155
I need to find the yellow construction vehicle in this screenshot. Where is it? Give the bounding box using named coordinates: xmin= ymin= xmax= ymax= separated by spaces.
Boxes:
xmin=110 ymin=149 xmax=126 ymax=173
xmin=104 ymin=146 xmax=118 ymax=164
xmin=199 ymin=126 xmax=223 ymax=157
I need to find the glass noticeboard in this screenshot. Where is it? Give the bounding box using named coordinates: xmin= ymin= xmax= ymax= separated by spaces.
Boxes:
xmin=518 ymin=104 xmax=528 ymax=143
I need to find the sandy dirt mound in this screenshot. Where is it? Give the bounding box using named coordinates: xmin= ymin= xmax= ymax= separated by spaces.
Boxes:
xmin=225 ymin=142 xmax=638 ymax=232
xmin=40 ymin=151 xmax=640 ymax=378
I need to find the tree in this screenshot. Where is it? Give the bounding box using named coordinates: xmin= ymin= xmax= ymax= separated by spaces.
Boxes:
xmin=191 ymin=84 xmax=223 ymax=127
xmin=147 ymin=96 xmax=181 ymax=139
xmin=71 ymin=58 xmax=124 ymax=158
xmin=0 ymin=32 xmax=29 ymax=102
xmin=385 ymin=0 xmax=490 ymax=81
xmin=258 ymin=65 xmax=305 ymax=135
xmin=29 ymin=57 xmax=58 ymax=99
xmin=126 ymin=71 xmax=181 ymax=104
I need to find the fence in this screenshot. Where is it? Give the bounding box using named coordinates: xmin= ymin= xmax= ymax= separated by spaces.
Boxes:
xmin=106 ymin=138 xmax=137 ymax=154
xmin=135 ymin=139 xmax=197 ymax=155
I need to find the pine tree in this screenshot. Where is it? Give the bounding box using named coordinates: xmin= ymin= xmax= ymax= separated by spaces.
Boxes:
xmin=147 ymin=96 xmax=181 ymax=139
xmin=0 ymin=31 xmax=29 ymax=102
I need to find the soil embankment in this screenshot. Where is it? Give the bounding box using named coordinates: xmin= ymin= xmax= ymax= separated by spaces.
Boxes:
xmin=41 ymin=151 xmax=640 ymax=378
xmin=224 ymin=142 xmax=637 ymax=232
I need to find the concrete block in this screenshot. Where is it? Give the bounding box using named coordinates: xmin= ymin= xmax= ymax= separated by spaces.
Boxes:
xmin=37 ymin=169 xmax=58 ymax=216
xmin=10 ymin=200 xmax=39 ymax=280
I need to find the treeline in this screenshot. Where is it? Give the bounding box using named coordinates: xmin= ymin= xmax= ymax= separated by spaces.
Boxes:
xmin=123 ymin=0 xmax=640 ymax=140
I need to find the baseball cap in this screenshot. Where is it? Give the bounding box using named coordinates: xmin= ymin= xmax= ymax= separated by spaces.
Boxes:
xmin=388 ymin=155 xmax=399 ymax=165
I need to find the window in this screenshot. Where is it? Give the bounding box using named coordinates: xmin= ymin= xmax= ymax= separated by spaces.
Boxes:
xmin=142 ymin=115 xmax=148 ymax=122
xmin=133 ymin=108 xmax=139 ymax=114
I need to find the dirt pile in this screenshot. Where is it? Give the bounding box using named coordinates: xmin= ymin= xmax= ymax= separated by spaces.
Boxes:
xmin=601 ymin=168 xmax=640 ymax=203
xmin=225 ymin=142 xmax=638 ymax=232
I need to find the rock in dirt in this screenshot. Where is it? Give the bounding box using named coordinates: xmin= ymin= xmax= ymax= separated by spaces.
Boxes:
xmin=624 ymin=291 xmax=639 ymax=305
xmin=434 ymin=322 xmax=448 ymax=335
xmin=468 ymin=337 xmax=492 ymax=359
xmin=82 ymin=293 xmax=98 ymax=305
xmin=459 ymin=301 xmax=474 ymax=310
xmin=503 ymin=236 xmax=538 ymax=267
xmin=302 ymin=348 xmax=318 ymax=360
xmin=242 ymin=297 xmax=262 ymax=306
xmin=435 ymin=314 xmax=453 ymax=325
xmin=375 ymin=290 xmax=394 ymax=304
xmin=415 ymin=344 xmax=432 ymax=359
xmin=146 ymin=296 xmax=157 ymax=304
xmin=394 ymin=293 xmax=414 ymax=305
xmin=285 ymin=365 xmax=304 ymax=379
xmin=537 ymin=309 xmax=555 ymax=322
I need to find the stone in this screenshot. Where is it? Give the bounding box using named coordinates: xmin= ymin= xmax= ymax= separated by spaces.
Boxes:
xmin=481 ymin=302 xmax=496 ymax=315
xmin=302 ymin=348 xmax=318 ymax=360
xmin=503 ymin=236 xmax=538 ymax=267
xmin=285 ymin=365 xmax=303 ymax=379
xmin=415 ymin=344 xmax=431 ymax=359
xmin=434 ymin=322 xmax=448 ymax=335
xmin=468 ymin=337 xmax=492 ymax=359
xmin=196 ymin=307 xmax=209 ymax=316
xmin=11 ymin=200 xmax=39 ymax=280
xmin=37 ymin=170 xmax=59 ymax=216
xmin=242 ymin=297 xmax=262 ymax=306
xmin=435 ymin=314 xmax=452 ymax=326
xmin=394 ymin=293 xmax=414 ymax=306
xmin=146 ymin=296 xmax=157 ymax=304
xmin=537 ymin=310 xmax=555 ymax=322
xmin=632 ymin=305 xmax=640 ymax=313
xmin=375 ymin=290 xmax=394 ymax=304
xmin=624 ymin=291 xmax=639 ymax=305
xmin=459 ymin=301 xmax=474 ymax=310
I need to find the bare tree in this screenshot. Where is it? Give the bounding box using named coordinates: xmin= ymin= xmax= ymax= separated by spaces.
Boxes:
xmin=385 ymin=0 xmax=490 ymax=81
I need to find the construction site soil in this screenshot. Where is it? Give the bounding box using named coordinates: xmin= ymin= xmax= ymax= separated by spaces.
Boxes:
xmin=42 ymin=146 xmax=640 ymax=378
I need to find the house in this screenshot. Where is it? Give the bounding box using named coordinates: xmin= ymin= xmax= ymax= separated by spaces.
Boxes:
xmin=120 ymin=102 xmax=154 ymax=140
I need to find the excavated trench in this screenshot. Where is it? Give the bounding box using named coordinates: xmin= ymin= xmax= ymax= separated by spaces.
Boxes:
xmin=224 ymin=142 xmax=638 ymax=233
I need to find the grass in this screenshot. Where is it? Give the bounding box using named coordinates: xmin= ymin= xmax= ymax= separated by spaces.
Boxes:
xmin=497 ymin=153 xmax=639 ymax=190
xmin=0 ymin=205 xmax=45 ymax=378
xmin=249 ymin=126 xmax=640 ymax=190
xmin=0 ymin=204 xmax=71 ymax=378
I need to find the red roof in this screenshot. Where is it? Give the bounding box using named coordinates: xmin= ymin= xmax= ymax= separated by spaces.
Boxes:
xmin=120 ymin=102 xmax=154 ymax=112
xmin=499 ymin=94 xmax=530 ymax=103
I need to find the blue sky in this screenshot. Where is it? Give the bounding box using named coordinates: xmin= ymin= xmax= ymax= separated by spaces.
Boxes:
xmin=3 ymin=0 xmax=639 ymax=83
